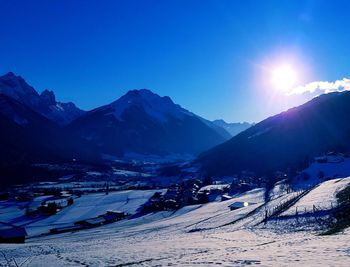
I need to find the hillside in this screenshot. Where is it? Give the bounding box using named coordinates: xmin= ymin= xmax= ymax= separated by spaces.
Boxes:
xmin=198 ymin=91 xmax=350 ymax=176
xmin=0 ymin=94 xmax=100 ymax=183
xmin=1 ymin=177 xmax=350 ymax=266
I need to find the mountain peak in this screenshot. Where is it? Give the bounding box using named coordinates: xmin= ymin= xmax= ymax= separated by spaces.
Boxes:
xmin=0 ymin=72 xmax=39 ymax=102
xmin=3 ymin=71 xmax=16 ymax=77
xmin=124 ymin=89 xmax=174 ymax=104
xmin=212 ymin=119 xmax=253 ymax=137
xmin=1 ymin=72 xmax=27 ymax=83
xmin=102 ymin=89 xmax=190 ymax=122
xmin=40 ymin=89 xmax=56 ymax=105
xmin=126 ymin=88 xmax=153 ymax=95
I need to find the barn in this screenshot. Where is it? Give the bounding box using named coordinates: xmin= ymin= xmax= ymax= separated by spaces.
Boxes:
xmin=228 ymin=201 xmax=251 ymax=211
xmin=0 ymin=222 xmax=27 ymax=243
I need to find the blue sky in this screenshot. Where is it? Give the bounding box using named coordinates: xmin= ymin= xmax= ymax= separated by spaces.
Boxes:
xmin=1 ymin=0 xmax=350 ymax=122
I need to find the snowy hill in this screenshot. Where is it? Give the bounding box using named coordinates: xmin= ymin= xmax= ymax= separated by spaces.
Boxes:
xmin=1 ymin=178 xmax=350 ymax=266
xmin=282 ymin=177 xmax=350 ymax=216
xmin=0 ymin=190 xmax=164 ymax=236
xmin=0 ymin=72 xmax=85 ymax=124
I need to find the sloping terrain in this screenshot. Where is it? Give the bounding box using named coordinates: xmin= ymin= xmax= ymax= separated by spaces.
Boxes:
xmin=0 ymin=94 xmax=100 ymax=183
xmin=2 ymin=178 xmax=350 ymax=266
xmin=0 ymin=190 xmax=164 ymax=236
xmin=198 ymin=91 xmax=350 ymax=176
xmin=281 ymin=177 xmax=350 ymax=216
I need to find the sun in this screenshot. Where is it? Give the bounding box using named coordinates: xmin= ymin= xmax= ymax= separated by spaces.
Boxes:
xmin=271 ymin=65 xmax=297 ymax=91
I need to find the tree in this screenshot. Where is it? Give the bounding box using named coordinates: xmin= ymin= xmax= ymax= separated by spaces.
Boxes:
xmin=67 ymin=197 xmax=74 ymax=206
xmin=317 ymin=171 xmax=325 ymax=179
xmin=203 ymin=176 xmax=213 ymax=186
xmin=301 ymin=172 xmax=310 ymax=181
xmin=46 ymin=202 xmax=58 ymax=215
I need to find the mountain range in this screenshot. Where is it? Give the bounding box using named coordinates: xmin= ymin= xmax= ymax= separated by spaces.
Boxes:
xmin=4 ymin=72 xmax=350 ymax=182
xmin=0 ymin=72 xmax=245 ymax=171
xmin=212 ymin=119 xmax=252 ymax=137
xmin=68 ymin=89 xmax=231 ymax=156
xmin=0 ymin=72 xmax=84 ymax=125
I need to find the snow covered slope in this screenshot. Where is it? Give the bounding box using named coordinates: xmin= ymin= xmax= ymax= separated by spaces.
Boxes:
xmin=282 ymin=177 xmax=350 ymax=216
xmin=1 ymin=184 xmax=350 ymax=266
xmin=0 ymin=190 xmax=163 ymax=236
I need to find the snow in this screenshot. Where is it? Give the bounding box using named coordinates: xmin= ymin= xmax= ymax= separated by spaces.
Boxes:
xmin=281 ymin=177 xmax=350 ymax=216
xmin=1 ymin=184 xmax=350 ymax=266
xmin=198 ymin=184 xmax=230 ymax=193
xmin=113 ymin=169 xmax=151 ymax=177
xmin=0 ymin=190 xmax=164 ymax=237
xmin=296 ymin=158 xmax=350 ymax=188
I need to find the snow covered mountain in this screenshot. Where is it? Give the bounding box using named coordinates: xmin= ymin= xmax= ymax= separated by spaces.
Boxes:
xmin=212 ymin=119 xmax=253 ymax=137
xmin=0 ymin=72 xmax=85 ymax=124
xmin=69 ymin=89 xmax=230 ymax=156
xmin=198 ymin=91 xmax=350 ymax=176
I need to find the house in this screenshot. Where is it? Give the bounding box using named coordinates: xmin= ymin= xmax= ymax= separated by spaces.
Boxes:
xmin=75 ymin=217 xmax=106 ymax=227
xmin=50 ymin=224 xmax=82 ymax=234
xmin=0 ymin=223 xmax=27 ymax=243
xmin=60 ymin=191 xmax=73 ymax=198
xmin=327 ymin=154 xmax=344 ymax=163
xmin=229 ymin=201 xmax=250 ymax=211
xmin=314 ymin=156 xmax=327 ymax=163
xmin=99 ymin=211 xmax=126 ymax=222
xmin=0 ymin=192 xmax=9 ymax=201
xmin=314 ymin=153 xmax=344 ymax=164
xmin=164 ymin=199 xmax=179 ymax=210
xmin=221 ymin=194 xmax=232 ymax=201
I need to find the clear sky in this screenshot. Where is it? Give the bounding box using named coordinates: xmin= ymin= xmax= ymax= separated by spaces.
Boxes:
xmin=1 ymin=0 xmax=350 ymax=123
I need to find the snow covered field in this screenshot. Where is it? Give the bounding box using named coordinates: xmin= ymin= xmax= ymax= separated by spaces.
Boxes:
xmin=281 ymin=177 xmax=350 ymax=216
xmin=0 ymin=190 xmax=164 ymax=236
xmin=1 ymin=182 xmax=350 ymax=266
xmin=2 ymin=224 xmax=350 ymax=266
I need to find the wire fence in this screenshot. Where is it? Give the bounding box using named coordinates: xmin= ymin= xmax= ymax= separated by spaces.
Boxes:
xmin=263 ymin=185 xmax=339 ymax=224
